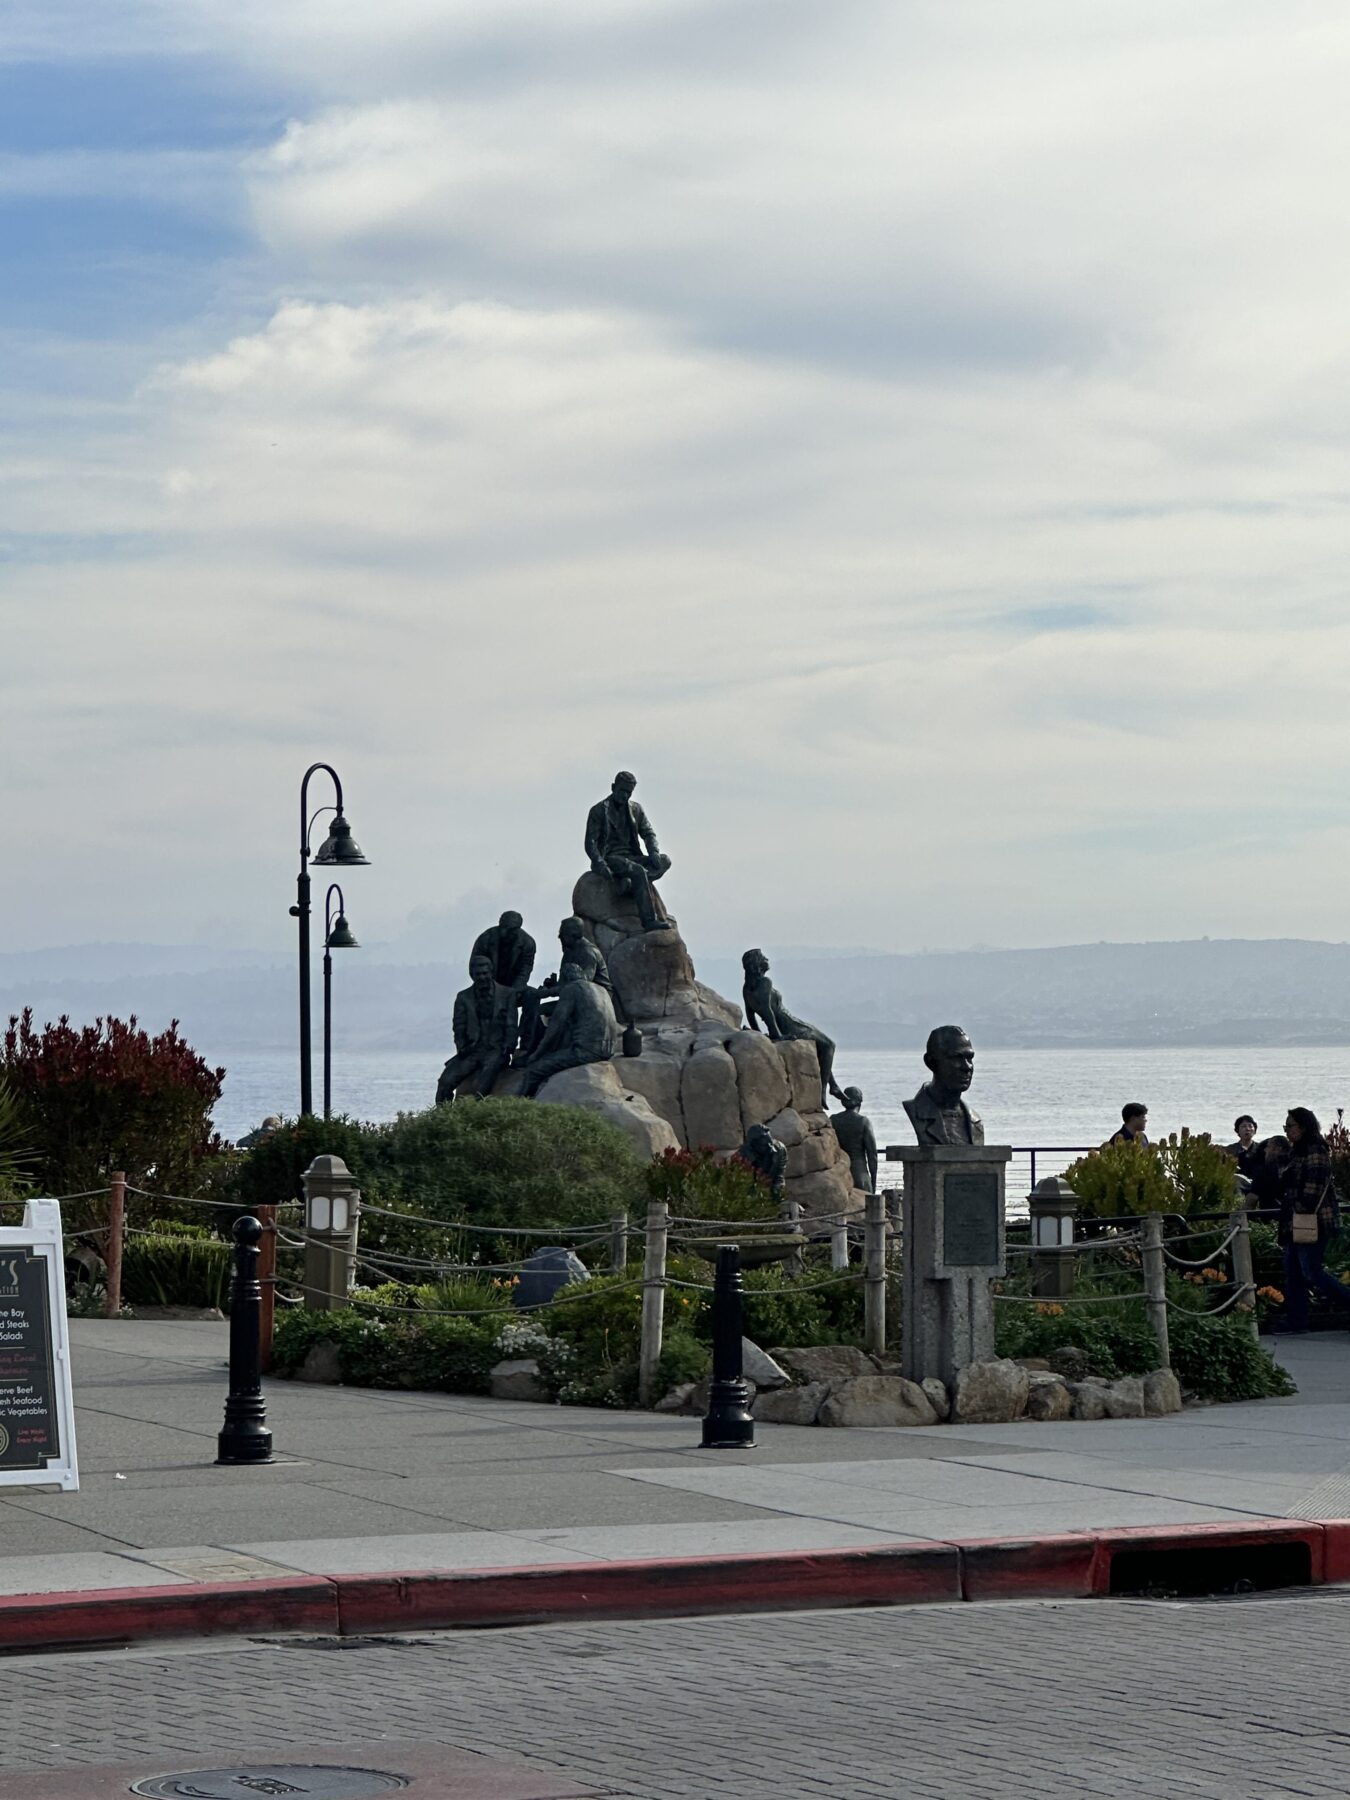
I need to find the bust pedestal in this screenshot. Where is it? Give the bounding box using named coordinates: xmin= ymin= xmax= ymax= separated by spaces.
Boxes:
xmin=889 ymin=1144 xmax=1010 ymax=1387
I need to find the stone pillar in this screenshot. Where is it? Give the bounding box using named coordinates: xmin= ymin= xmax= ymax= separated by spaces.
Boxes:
xmin=890 ymin=1145 xmax=1010 ymax=1388
xmin=301 ymin=1154 xmax=361 ymax=1311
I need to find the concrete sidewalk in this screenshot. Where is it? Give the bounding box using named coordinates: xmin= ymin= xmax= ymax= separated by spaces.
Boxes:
xmin=1 ymin=1319 xmax=1347 ymax=1637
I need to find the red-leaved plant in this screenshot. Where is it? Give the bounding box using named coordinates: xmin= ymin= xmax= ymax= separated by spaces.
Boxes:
xmin=2 ymin=1008 xmax=225 ymax=1201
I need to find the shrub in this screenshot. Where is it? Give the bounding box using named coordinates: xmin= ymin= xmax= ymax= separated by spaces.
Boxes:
xmin=271 ymin=1306 xmax=502 ymax=1393
xmin=645 ymin=1145 xmax=777 ymax=1223
xmin=1 ymin=1009 xmax=224 ymax=1204
xmin=1167 ymin=1312 xmax=1296 ymax=1402
xmin=376 ymin=1099 xmax=643 ymax=1230
xmin=233 ymin=1114 xmax=383 ymax=1212
xmin=1064 ymin=1140 xmax=1173 ymax=1219
xmin=994 ymin=1300 xmax=1160 ymax=1378
xmin=121 ymin=1231 xmax=231 ymax=1310
xmin=0 ymin=1076 xmax=37 ymax=1193
xmin=1156 ymin=1132 xmax=1240 ymax=1216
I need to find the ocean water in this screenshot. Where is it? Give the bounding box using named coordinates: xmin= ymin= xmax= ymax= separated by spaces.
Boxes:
xmin=217 ymin=1043 xmax=1350 ymax=1197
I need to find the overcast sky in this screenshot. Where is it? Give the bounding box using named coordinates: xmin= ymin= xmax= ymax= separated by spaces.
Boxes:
xmin=2 ymin=2 xmax=1348 ymax=965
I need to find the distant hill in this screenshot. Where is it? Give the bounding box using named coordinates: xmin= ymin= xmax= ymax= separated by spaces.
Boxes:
xmin=3 ymin=937 xmax=1350 ymax=1060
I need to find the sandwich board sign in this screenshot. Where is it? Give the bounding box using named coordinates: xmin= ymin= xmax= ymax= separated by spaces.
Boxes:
xmin=0 ymin=1199 xmax=79 ymax=1491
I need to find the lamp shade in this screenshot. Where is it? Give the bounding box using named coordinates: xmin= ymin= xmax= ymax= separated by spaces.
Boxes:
xmin=314 ymin=813 xmax=369 ymax=866
xmin=327 ymin=914 xmax=359 ymax=950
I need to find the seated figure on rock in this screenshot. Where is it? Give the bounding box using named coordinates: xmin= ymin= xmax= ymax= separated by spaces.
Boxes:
xmin=584 ymin=770 xmax=673 ymax=934
xmin=831 ymin=1086 xmax=878 ymax=1192
xmin=741 ymin=947 xmax=845 ymax=1110
xmin=519 ymin=961 xmax=619 ymax=1098
xmin=471 ymin=909 xmax=537 ymax=1063
xmin=522 ymin=916 xmax=621 ymax=1059
xmin=436 ymin=954 xmax=512 ymax=1103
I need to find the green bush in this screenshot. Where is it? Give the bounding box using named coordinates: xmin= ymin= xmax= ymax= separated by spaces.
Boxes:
xmin=644 ymin=1146 xmax=777 ymax=1223
xmin=994 ymin=1300 xmax=1160 ymax=1378
xmin=1157 ymin=1132 xmax=1240 ymax=1216
xmin=1167 ymin=1312 xmax=1296 ymax=1402
xmin=1065 ymin=1132 xmax=1239 ymax=1221
xmin=121 ymin=1230 xmax=231 ymax=1309
xmin=374 ymin=1100 xmax=643 ymax=1229
xmin=271 ymin=1306 xmax=502 ymax=1393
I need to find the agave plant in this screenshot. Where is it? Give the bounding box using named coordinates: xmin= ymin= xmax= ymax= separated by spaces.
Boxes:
xmin=0 ymin=1076 xmax=37 ymax=1192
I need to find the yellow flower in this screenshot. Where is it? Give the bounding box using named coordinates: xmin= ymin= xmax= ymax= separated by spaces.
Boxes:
xmin=1035 ymin=1302 xmax=1065 ymax=1316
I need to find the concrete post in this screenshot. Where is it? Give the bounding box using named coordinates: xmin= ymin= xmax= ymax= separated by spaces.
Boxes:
xmin=863 ymin=1190 xmax=887 ymax=1359
xmin=1230 ymin=1205 xmax=1259 ymax=1343
xmin=1141 ymin=1211 xmax=1171 ymax=1368
xmin=638 ymin=1199 xmax=668 ymax=1407
xmin=301 ymin=1153 xmax=361 ymax=1310
xmin=610 ymin=1210 xmax=628 ymax=1273
xmin=889 ymin=1144 xmax=1010 ymax=1387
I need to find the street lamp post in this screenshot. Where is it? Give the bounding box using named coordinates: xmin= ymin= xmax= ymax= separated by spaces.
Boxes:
xmin=290 ymin=763 xmax=368 ymax=1118
xmin=322 ymin=883 xmax=359 ymax=1121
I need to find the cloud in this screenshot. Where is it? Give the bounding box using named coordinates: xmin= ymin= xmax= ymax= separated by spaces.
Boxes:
xmin=2 ymin=4 xmax=1350 ymax=958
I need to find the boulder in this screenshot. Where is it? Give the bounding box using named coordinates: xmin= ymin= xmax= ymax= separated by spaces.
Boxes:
xmin=786 ymin=1131 xmax=835 ymax=1179
xmin=766 ymin=1106 xmax=807 ymax=1149
xmin=592 ymin=1093 xmax=680 ymax=1159
xmin=680 ymin=1044 xmax=743 ymax=1150
xmin=297 ymin=1340 xmax=343 ymax=1385
xmin=1048 ymin=1345 xmax=1093 ymax=1382
xmin=952 ymin=1358 xmax=1031 ymax=1425
xmin=727 ymin=1031 xmax=791 ymax=1130
xmin=742 ymin=1339 xmax=791 ymax=1390
xmin=753 ymin=1382 xmax=828 ymax=1425
xmin=1025 ymin=1372 xmax=1073 ymax=1422
xmin=786 ymin=1162 xmax=857 ymax=1217
xmin=1068 ymin=1378 xmax=1109 ymax=1421
xmin=608 ymin=929 xmax=699 ymax=1025
xmin=534 ymin=1060 xmax=680 ymax=1159
xmin=1143 ymin=1368 xmax=1183 ymax=1417
xmin=778 ymin=1037 xmax=827 ymax=1113
xmin=1103 ymin=1375 xmax=1146 ymax=1420
xmin=654 ymin=1380 xmax=698 ymax=1414
xmin=611 ymin=1048 xmax=687 ymax=1145
xmin=489 ymin=1358 xmax=549 ymax=1403
xmin=689 ymin=1375 xmax=756 ymax=1414
xmin=769 ymin=1344 xmax=875 ymax=1387
xmin=921 ymin=1378 xmax=951 ymax=1422
xmin=1014 ymin=1358 xmax=1053 ymax=1372
xmin=818 ymin=1375 xmax=938 ymax=1429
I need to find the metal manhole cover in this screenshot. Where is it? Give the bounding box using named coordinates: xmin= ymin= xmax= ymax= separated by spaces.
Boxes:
xmin=131 ymin=1767 xmax=409 ymax=1798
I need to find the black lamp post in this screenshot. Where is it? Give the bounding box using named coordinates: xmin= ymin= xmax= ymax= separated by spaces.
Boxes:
xmin=290 ymin=763 xmax=368 ymax=1118
xmin=323 ymin=883 xmax=359 ymax=1122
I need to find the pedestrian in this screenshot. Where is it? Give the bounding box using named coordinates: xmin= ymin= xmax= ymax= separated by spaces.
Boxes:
xmin=1226 ymin=1114 xmax=1264 ymax=1181
xmin=1276 ymin=1107 xmax=1348 ymax=1334
xmin=1106 ymin=1103 xmax=1149 ymax=1148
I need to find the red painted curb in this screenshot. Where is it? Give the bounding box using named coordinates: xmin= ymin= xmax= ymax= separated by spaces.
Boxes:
xmin=0 ymin=1574 xmax=338 ymax=1652
xmin=0 ymin=1520 xmax=1343 ymax=1651
xmin=335 ymin=1542 xmax=961 ymax=1633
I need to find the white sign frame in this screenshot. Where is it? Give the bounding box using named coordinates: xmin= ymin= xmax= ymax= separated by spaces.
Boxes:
xmin=0 ymin=1198 xmax=79 ymax=1490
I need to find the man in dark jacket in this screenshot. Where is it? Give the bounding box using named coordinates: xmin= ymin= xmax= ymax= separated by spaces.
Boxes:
xmin=436 ymin=954 xmax=511 ymax=1102
xmin=584 ymin=771 xmax=673 ymax=933
xmin=1276 ymin=1107 xmax=1348 ymax=1333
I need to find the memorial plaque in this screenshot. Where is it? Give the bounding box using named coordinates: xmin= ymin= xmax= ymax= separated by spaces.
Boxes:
xmin=0 ymin=1246 xmax=61 ymax=1472
xmin=941 ymin=1170 xmax=1000 ymax=1267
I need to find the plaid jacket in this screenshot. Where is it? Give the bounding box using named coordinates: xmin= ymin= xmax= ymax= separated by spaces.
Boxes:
xmin=1278 ymin=1143 xmax=1339 ymax=1241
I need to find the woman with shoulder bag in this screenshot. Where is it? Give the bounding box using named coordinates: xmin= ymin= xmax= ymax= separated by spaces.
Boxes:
xmin=1277 ymin=1108 xmax=1348 ymax=1333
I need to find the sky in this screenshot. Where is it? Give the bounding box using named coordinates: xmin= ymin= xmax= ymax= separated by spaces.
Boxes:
xmin=2 ymin=1 xmax=1349 ymax=967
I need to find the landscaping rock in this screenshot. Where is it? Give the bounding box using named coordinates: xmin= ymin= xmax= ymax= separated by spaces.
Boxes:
xmin=742 ymin=1340 xmax=790 ymax=1389
xmin=952 ymin=1358 xmax=1031 ymax=1424
xmin=1014 ymin=1357 xmax=1053 ymax=1372
xmin=654 ymin=1380 xmax=698 ymax=1414
xmin=297 ymin=1341 xmax=343 ymax=1385
xmin=1069 ymin=1379 xmax=1109 ymax=1421
xmin=534 ymin=1060 xmax=680 ymax=1159
xmin=921 ymin=1378 xmax=951 ymax=1422
xmin=818 ymin=1375 xmax=938 ymax=1429
xmin=689 ymin=1375 xmax=757 ymax=1415
xmin=1025 ymin=1372 xmax=1073 ymax=1422
xmin=779 ymin=1037 xmax=827 ymax=1113
xmin=489 ymin=1358 xmax=549 ymax=1403
xmin=753 ymin=1381 xmax=828 ymax=1425
xmin=1143 ymin=1368 xmax=1183 ymax=1416
xmin=1048 ymin=1345 xmax=1093 ymax=1382
xmin=769 ymin=1345 xmax=875 ymax=1387
xmin=1103 ymin=1375 xmax=1146 ymax=1419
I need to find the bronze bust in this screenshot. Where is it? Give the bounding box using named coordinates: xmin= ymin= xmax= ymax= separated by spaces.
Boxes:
xmin=904 ymin=1026 xmax=984 ymax=1146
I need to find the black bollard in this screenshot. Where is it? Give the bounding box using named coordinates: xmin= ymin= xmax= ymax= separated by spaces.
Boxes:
xmin=700 ymin=1244 xmax=756 ymax=1449
xmin=216 ymin=1215 xmax=274 ymax=1465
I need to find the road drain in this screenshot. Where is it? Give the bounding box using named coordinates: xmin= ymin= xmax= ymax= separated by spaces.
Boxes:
xmin=1109 ymin=1540 xmax=1313 ymax=1598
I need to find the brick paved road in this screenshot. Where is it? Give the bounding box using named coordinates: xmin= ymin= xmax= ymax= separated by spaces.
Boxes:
xmin=4 ymin=1593 xmax=1349 ymax=1798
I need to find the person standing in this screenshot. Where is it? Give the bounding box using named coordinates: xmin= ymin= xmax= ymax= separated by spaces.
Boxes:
xmin=1276 ymin=1107 xmax=1348 ymax=1333
xmin=1107 ymin=1103 xmax=1149 ymax=1148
